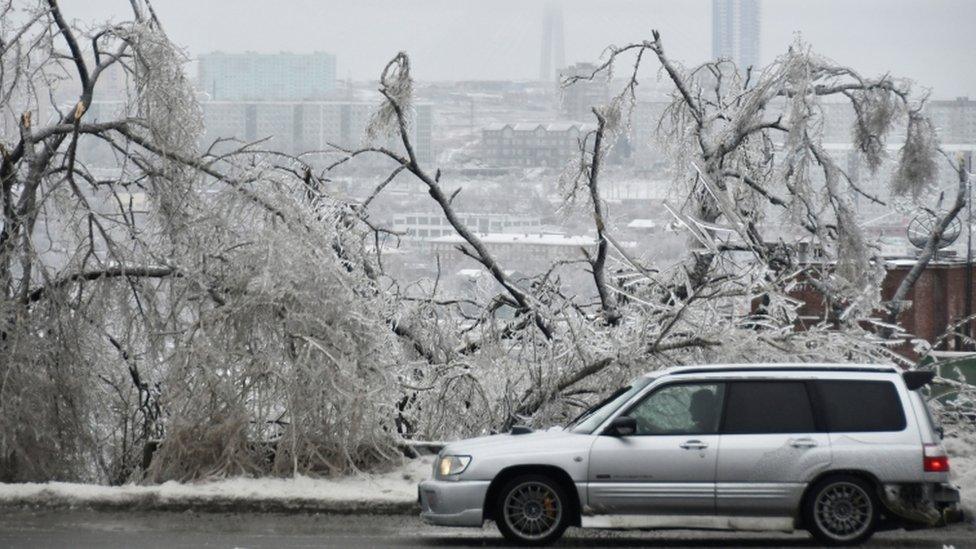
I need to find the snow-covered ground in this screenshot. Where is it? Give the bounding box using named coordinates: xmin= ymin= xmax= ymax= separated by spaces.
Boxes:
xmin=945 ymin=436 xmax=976 ymax=516
xmin=0 ymin=457 xmax=432 ymax=514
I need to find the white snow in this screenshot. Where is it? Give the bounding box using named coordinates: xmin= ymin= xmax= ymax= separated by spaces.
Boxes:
xmin=0 ymin=457 xmax=432 ymax=512
xmin=626 ymin=219 xmax=657 ymax=230
xmin=945 ymin=436 xmax=976 ymax=517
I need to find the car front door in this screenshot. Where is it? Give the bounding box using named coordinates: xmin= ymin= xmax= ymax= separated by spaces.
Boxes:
xmin=587 ymin=381 xmax=725 ymax=515
xmin=715 ymin=380 xmax=832 ymax=515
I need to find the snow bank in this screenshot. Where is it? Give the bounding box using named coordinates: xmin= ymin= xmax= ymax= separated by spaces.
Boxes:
xmin=945 ymin=436 xmax=976 ymax=518
xmin=0 ymin=457 xmax=432 ymax=514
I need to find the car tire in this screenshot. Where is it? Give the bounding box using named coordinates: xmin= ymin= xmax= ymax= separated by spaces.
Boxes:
xmin=494 ymin=473 xmax=571 ymax=546
xmin=803 ymin=474 xmax=880 ymax=546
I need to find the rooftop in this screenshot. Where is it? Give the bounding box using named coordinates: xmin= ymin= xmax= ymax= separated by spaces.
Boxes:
xmin=483 ymin=122 xmax=595 ymax=133
xmin=429 ymin=233 xmax=597 ymax=247
xmin=457 ymin=268 xmax=516 ymax=278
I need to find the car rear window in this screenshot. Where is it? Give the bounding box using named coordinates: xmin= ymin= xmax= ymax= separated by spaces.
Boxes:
xmin=722 ymin=381 xmax=816 ymax=434
xmin=815 ymin=380 xmax=906 ymax=432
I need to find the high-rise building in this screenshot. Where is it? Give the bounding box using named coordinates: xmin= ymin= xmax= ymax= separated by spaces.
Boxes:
xmin=926 ymin=97 xmax=976 ymax=144
xmin=813 ymin=97 xmax=975 ymax=145
xmin=391 ymin=211 xmax=543 ymax=240
xmin=198 ymin=100 xmax=434 ymax=164
xmin=558 ymin=62 xmax=609 ymax=120
xmin=712 ymin=0 xmax=761 ymax=70
xmin=84 ymin=98 xmax=433 ymax=165
xmin=198 ymin=52 xmax=337 ymax=101
xmin=539 ymin=1 xmax=566 ymax=82
xmin=631 ymin=101 xmax=670 ymax=169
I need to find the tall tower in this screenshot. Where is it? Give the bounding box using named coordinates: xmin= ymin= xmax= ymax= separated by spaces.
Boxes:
xmin=712 ymin=0 xmax=761 ymax=70
xmin=540 ymin=1 xmax=566 ymax=82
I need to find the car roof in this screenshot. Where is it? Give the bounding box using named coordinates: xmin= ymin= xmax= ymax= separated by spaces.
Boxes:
xmin=644 ymin=363 xmax=899 ymax=378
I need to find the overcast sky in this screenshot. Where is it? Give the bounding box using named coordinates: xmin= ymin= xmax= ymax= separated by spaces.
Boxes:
xmin=77 ymin=0 xmax=975 ymax=98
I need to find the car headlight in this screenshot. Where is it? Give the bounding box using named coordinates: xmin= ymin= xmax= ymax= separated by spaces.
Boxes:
xmin=436 ymin=455 xmax=471 ymax=478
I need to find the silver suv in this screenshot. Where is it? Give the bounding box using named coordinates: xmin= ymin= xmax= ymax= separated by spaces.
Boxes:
xmin=418 ymin=364 xmax=961 ymax=546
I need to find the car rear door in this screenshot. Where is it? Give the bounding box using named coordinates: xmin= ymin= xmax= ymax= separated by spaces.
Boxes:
xmin=715 ymin=380 xmax=832 ymax=515
xmin=587 ymin=381 xmax=725 ymax=514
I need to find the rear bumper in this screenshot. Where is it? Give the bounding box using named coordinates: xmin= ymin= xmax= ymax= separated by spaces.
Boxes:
xmin=933 ymin=483 xmax=964 ymax=525
xmin=418 ymin=479 xmax=490 ymax=527
xmin=882 ymin=482 xmax=963 ymax=527
xmin=932 ymin=483 xmax=960 ymax=504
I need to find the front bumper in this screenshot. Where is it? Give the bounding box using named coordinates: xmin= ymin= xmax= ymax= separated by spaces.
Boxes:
xmin=418 ymin=479 xmax=491 ymax=527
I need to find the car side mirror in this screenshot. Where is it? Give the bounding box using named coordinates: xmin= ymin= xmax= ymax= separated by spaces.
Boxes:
xmin=604 ymin=416 xmax=637 ymax=437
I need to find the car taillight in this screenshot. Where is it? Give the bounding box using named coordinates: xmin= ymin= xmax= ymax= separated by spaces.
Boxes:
xmin=923 ymin=443 xmax=950 ymax=472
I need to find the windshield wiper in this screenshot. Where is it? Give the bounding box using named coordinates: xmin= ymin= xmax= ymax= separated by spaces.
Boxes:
xmin=566 ymin=386 xmax=629 ymax=427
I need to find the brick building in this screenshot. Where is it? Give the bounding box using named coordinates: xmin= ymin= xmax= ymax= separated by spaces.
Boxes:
xmin=881 ymin=259 xmax=975 ymax=349
xmin=480 ymin=122 xmax=593 ymax=168
xmin=791 ymin=257 xmax=976 ymax=357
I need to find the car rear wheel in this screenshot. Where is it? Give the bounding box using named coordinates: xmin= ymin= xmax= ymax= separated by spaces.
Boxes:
xmin=494 ymin=474 xmax=570 ymax=546
xmin=804 ymin=475 xmax=879 ymax=545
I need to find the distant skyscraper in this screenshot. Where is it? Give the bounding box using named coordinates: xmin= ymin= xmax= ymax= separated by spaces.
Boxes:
xmin=198 ymin=52 xmax=337 ymax=101
xmin=539 ymin=2 xmax=565 ymax=81
xmin=712 ymin=0 xmax=761 ymax=70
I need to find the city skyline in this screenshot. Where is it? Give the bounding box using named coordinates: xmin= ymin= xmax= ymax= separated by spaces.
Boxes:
xmin=78 ymin=0 xmax=976 ymax=98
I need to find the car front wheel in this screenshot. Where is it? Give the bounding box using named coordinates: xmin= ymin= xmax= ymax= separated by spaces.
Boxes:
xmin=804 ymin=474 xmax=879 ymax=545
xmin=494 ymin=474 xmax=570 ymax=546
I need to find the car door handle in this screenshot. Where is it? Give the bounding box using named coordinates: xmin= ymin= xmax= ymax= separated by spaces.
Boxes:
xmin=680 ymin=440 xmax=708 ymax=450
xmin=789 ymin=437 xmax=818 ymax=448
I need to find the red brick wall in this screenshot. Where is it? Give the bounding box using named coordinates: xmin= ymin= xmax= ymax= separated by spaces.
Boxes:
xmin=787 ymin=261 xmax=976 ymax=358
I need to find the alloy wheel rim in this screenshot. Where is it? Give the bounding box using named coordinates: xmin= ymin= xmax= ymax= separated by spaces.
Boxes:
xmin=503 ymin=481 xmax=562 ymax=540
xmin=813 ymin=481 xmax=872 ymax=541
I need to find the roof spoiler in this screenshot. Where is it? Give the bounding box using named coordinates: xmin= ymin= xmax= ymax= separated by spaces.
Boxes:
xmin=903 ymin=370 xmax=936 ymax=391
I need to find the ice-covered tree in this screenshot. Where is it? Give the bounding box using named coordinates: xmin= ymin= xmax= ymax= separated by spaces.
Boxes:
xmin=0 ymin=0 xmax=408 ymax=482
xmin=345 ymin=32 xmax=970 ymax=441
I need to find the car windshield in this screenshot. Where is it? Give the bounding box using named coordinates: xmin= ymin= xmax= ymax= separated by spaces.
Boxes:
xmin=568 ymin=376 xmax=654 ymax=434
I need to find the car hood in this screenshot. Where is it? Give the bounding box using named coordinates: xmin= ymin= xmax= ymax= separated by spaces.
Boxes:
xmin=442 ymin=427 xmax=592 ymax=458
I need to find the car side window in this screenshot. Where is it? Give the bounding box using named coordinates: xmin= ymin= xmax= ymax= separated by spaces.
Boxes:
xmin=722 ymin=381 xmax=816 ymax=434
xmin=815 ymin=380 xmax=906 ymax=432
xmin=626 ymin=383 xmax=725 ymax=435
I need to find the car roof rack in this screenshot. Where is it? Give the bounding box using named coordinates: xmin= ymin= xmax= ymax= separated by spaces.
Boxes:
xmin=663 ymin=363 xmax=899 ymax=376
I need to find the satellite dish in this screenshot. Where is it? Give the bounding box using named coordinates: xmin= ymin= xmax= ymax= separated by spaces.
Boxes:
xmin=907 ymin=211 xmax=962 ymax=250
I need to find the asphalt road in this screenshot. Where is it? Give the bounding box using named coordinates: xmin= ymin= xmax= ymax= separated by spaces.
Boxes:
xmin=0 ymin=510 xmax=972 ymax=548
